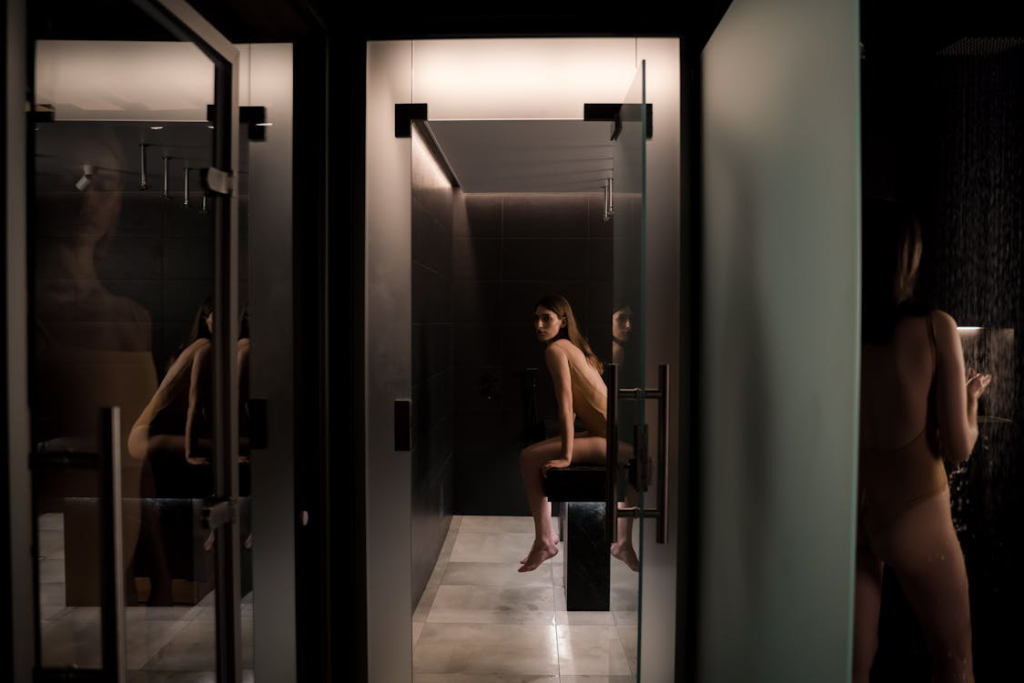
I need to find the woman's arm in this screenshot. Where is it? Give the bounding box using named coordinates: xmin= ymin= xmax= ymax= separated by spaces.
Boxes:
xmin=544 ymin=342 xmax=575 ymax=469
xmin=932 ymin=310 xmax=991 ymax=464
xmin=185 ymin=342 xmax=212 ymax=464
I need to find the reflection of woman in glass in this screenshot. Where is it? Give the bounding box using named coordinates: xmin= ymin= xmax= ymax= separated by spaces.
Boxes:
xmin=611 ymin=304 xmax=632 ymax=366
xmin=518 ymin=294 xmax=638 ymax=573
xmin=128 ymin=297 xmax=215 ymax=468
xmin=854 ymin=199 xmax=991 ymax=683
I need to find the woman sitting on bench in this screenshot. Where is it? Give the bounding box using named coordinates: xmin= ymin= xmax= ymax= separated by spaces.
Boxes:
xmin=518 ymin=293 xmax=639 ymax=573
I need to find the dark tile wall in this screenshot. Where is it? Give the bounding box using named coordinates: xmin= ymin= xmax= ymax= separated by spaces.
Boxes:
xmin=410 ymin=129 xmax=455 ymax=607
xmin=452 ymin=192 xmax=614 ymax=516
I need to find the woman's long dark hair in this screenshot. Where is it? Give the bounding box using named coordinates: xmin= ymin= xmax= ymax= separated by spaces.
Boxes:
xmin=535 ymin=293 xmax=604 ymax=375
xmin=167 ymin=296 xmax=214 ymax=371
xmin=862 ymin=197 xmax=933 ymax=344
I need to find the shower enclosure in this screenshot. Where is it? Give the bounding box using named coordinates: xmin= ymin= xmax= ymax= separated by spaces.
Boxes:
xmin=365 ymin=39 xmax=682 ymax=681
xmin=12 ymin=0 xmax=298 ymax=680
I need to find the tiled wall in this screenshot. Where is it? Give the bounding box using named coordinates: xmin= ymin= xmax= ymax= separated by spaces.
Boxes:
xmin=410 ymin=129 xmax=456 ymax=605
xmin=452 ymin=192 xmax=613 ymax=515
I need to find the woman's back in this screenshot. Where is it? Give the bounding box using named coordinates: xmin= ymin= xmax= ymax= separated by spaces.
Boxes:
xmin=860 ymin=314 xmax=936 ymax=451
xmin=551 ymin=339 xmax=608 ymax=437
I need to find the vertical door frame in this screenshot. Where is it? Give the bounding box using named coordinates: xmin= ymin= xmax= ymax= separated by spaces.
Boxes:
xmin=3 ymin=0 xmax=32 ymax=678
xmin=131 ymin=2 xmax=243 ymax=680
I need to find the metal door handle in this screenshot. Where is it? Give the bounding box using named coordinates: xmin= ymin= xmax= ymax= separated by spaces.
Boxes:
xmin=31 ymin=407 xmax=126 ymax=681
xmin=604 ymin=364 xmax=671 ymax=545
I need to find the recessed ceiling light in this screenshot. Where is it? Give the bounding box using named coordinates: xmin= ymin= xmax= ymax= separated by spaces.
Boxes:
xmin=150 ymin=125 xmax=164 ymax=130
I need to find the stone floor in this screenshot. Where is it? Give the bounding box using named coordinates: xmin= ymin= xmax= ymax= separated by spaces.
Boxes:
xmin=412 ymin=515 xmax=640 ymax=682
xmin=36 ymin=511 xmax=641 ymax=681
xmin=36 ymin=512 xmax=255 ymax=681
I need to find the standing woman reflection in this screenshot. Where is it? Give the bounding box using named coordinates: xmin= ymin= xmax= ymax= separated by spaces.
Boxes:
xmin=854 ymin=198 xmax=991 ymax=683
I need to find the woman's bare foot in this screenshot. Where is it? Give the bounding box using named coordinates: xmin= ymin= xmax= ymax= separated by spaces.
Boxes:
xmin=519 ymin=539 xmax=558 ymax=572
xmin=521 ymin=535 xmax=559 ymax=564
xmin=611 ymin=543 xmax=640 ymax=572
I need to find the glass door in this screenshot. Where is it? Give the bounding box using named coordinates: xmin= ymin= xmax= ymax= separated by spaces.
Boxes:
xmin=28 ymin=0 xmax=244 ymax=680
xmin=610 ymin=58 xmax=649 ymax=680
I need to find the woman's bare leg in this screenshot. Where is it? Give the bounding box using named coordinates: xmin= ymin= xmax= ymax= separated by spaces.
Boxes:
xmin=518 ymin=432 xmax=607 ymax=572
xmin=853 ymin=535 xmax=883 ymax=683
xmin=611 ymin=485 xmax=640 ymax=571
xmin=608 ymin=439 xmax=638 ymax=570
xmin=870 ymin=490 xmax=974 ymax=683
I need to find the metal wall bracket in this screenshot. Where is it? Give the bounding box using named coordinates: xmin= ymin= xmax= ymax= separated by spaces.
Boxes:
xmin=206 ymin=104 xmax=269 ymax=141
xmin=583 ymin=102 xmax=653 ymax=139
xmin=395 ymin=103 xmax=428 ymax=138
xmin=202 ymin=166 xmax=233 ymax=196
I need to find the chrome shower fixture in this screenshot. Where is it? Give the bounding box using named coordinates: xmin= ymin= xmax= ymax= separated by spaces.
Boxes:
xmin=75 ymin=164 xmax=94 ymax=191
xmin=199 ymin=192 xmax=208 ymax=214
xmin=162 ymin=156 xmax=171 ymax=198
xmin=139 ymin=143 xmax=150 ymax=190
xmin=183 ymin=166 xmax=191 ymax=206
xmin=602 ymin=177 xmax=615 ymax=222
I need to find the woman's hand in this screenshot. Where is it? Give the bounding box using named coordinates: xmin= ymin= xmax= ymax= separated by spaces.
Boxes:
xmin=541 ymin=458 xmax=572 ymax=478
xmin=966 ymin=367 xmax=993 ymax=402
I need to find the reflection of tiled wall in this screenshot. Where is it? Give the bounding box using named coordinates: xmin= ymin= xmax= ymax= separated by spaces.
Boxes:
xmin=33 ymin=122 xmax=249 ymax=380
xmin=453 ymin=192 xmax=612 ymax=515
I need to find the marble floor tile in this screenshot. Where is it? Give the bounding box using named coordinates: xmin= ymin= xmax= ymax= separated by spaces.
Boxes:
xmin=452 ymin=532 xmax=562 ymax=565
xmin=413 ymin=621 xmax=424 ymax=648
xmin=427 ymin=584 xmax=556 ymax=625
xmin=426 ymin=561 xmax=449 ymax=587
xmin=38 ymin=558 xmax=65 ymax=584
xmin=126 ymin=605 xmax=196 ymax=623
xmin=611 ymin=611 xmax=637 ymax=626
xmin=459 ymin=515 xmax=559 ymax=536
xmin=443 ymin=561 xmax=553 ymax=588
xmin=616 ymin=624 xmax=637 ymax=676
xmin=555 ymin=625 xmax=631 ymax=677
xmin=38 ymin=529 xmax=65 ymax=559
xmin=414 ymin=623 xmax=559 ymax=676
xmin=38 ymin=512 xmax=64 ymax=531
xmin=415 ymin=675 xmax=559 ymax=683
xmin=40 ymin=605 xmax=71 ymax=621
xmin=561 ymin=677 xmax=633 ymax=682
xmin=39 ymin=581 xmax=66 ymax=607
xmin=414 ymin=582 xmax=441 ymax=623
xmin=554 ymin=610 xmax=615 ymax=626
xmin=128 ymin=670 xmax=254 ymax=682
xmin=609 ymin=586 xmax=637 ymax=613
xmin=143 ymin=617 xmax=253 ymax=670
xmin=41 ymin=611 xmax=189 ymax=670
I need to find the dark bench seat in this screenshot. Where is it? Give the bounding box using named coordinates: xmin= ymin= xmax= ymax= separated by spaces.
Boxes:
xmin=543 ymin=465 xmax=610 ymax=611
